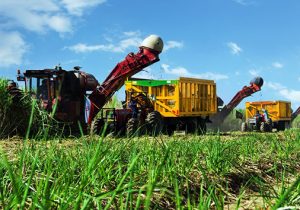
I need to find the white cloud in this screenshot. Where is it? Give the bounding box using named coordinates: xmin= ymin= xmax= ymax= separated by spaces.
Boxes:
xmin=266 ymin=81 xmax=285 ymax=90
xmin=0 ymin=0 xmax=106 ymax=67
xmin=47 ymin=15 xmax=72 ymax=33
xmin=123 ymin=31 xmax=141 ymax=37
xmin=61 ymin=0 xmax=106 ymax=16
xmin=227 ymin=42 xmax=242 ymax=55
xmin=161 ymin=64 xmax=228 ymax=81
xmin=66 ymin=32 xmax=183 ymax=54
xmin=66 ymin=37 xmax=142 ymax=53
xmin=249 ymin=69 xmax=260 ymax=76
xmin=134 ymin=67 xmax=156 ymax=79
xmin=64 ymin=31 xmax=142 ymax=53
xmin=0 ymin=0 xmax=105 ymax=33
xmin=65 ymin=43 xmax=113 ymax=53
xmin=164 ymin=41 xmax=184 ymax=51
xmin=266 ymin=81 xmax=300 ymax=103
xmin=162 ymin=64 xmax=188 ymax=75
xmin=272 ymin=62 xmax=283 ymax=69
xmin=0 ymin=31 xmax=28 ymax=67
xmin=0 ymin=0 xmax=72 ymax=33
xmin=66 ymin=31 xmax=143 ymax=53
xmin=279 ymin=89 xmax=300 ymax=102
xmin=117 ymin=37 xmax=142 ymax=52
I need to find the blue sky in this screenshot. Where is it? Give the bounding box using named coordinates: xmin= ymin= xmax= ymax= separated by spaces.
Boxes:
xmin=1 ymin=0 xmax=300 ymax=109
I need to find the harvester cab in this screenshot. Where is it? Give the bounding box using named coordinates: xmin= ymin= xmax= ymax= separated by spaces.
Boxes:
xmin=16 ymin=67 xmax=99 ymax=128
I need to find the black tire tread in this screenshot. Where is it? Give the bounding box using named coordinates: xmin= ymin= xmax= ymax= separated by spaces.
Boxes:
xmin=146 ymin=111 xmax=162 ymax=136
xmin=90 ymin=118 xmax=105 ymax=135
xmin=127 ymin=118 xmax=139 ymax=137
xmin=241 ymin=122 xmax=247 ymax=132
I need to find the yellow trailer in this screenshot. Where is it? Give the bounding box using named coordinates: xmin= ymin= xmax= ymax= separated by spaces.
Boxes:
xmin=243 ymin=100 xmax=291 ymax=131
xmin=125 ymin=77 xmax=217 ymax=134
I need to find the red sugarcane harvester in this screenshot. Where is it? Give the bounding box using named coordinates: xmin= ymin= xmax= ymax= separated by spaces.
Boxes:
xmin=210 ymin=77 xmax=264 ymax=128
xmin=14 ymin=35 xmax=164 ymax=135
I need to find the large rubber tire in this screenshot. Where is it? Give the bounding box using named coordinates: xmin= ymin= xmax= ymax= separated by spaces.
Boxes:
xmin=241 ymin=122 xmax=247 ymax=132
xmin=186 ymin=119 xmax=197 ymax=134
xmin=90 ymin=118 xmax=105 ymax=135
xmin=266 ymin=119 xmax=273 ymax=132
xmin=126 ymin=118 xmax=139 ymax=137
xmin=146 ymin=111 xmax=162 ymax=136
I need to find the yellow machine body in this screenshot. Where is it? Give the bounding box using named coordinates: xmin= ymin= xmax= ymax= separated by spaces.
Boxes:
xmin=245 ymin=100 xmax=291 ymax=122
xmin=125 ymin=77 xmax=217 ymax=118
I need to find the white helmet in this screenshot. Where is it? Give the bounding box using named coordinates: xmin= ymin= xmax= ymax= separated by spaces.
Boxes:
xmin=140 ymin=34 xmax=164 ymax=53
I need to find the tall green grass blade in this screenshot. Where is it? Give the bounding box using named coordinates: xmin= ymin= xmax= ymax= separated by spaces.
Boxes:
xmin=144 ymin=148 xmax=170 ymax=209
xmin=0 ymin=148 xmax=22 ymax=206
xmin=272 ymin=176 xmax=300 ymax=209
xmin=25 ymin=99 xmax=36 ymax=140
xmin=104 ymin=154 xmax=140 ymax=210
xmin=20 ymin=152 xmax=38 ymax=210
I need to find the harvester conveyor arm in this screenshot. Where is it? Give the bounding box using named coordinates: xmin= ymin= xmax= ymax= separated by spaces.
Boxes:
xmin=88 ymin=47 xmax=161 ymax=124
xmin=210 ymin=77 xmax=264 ymax=126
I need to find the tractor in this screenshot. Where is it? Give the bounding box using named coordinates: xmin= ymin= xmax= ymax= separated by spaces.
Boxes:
xmin=241 ymin=109 xmax=272 ymax=132
xmin=241 ymin=100 xmax=292 ymax=132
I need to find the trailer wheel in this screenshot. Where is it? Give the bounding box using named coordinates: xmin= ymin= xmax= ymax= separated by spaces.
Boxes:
xmin=127 ymin=118 xmax=139 ymax=137
xmin=276 ymin=121 xmax=290 ymax=131
xmin=146 ymin=111 xmax=162 ymax=136
xmin=187 ymin=119 xmax=197 ymax=134
xmin=266 ymin=119 xmax=273 ymax=132
xmin=241 ymin=122 xmax=247 ymax=132
xmin=90 ymin=118 xmax=105 ymax=135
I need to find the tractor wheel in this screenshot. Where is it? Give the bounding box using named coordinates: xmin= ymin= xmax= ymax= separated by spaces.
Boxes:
xmin=146 ymin=111 xmax=162 ymax=136
xmin=266 ymin=119 xmax=273 ymax=132
xmin=260 ymin=122 xmax=267 ymax=132
xmin=90 ymin=118 xmax=105 ymax=135
xmin=186 ymin=119 xmax=196 ymax=134
xmin=241 ymin=122 xmax=247 ymax=132
xmin=126 ymin=118 xmax=139 ymax=137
